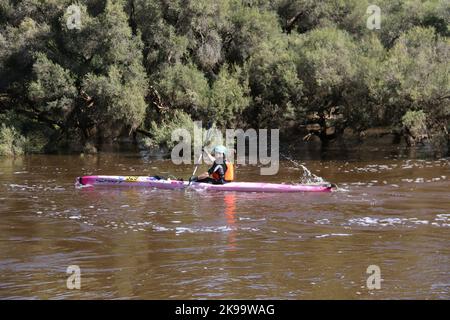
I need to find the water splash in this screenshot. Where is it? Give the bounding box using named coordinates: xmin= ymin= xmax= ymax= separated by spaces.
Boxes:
xmin=281 ymin=154 xmax=326 ymax=184
xmin=298 ymin=164 xmax=326 ymax=184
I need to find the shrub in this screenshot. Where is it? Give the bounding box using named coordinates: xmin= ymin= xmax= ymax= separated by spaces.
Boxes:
xmin=0 ymin=125 xmax=26 ymax=156
xmin=147 ymin=110 xmax=196 ymax=149
xmin=402 ymin=109 xmax=427 ymax=137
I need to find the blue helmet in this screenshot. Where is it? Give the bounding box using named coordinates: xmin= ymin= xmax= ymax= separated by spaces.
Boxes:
xmin=213 ymin=145 xmax=227 ymax=154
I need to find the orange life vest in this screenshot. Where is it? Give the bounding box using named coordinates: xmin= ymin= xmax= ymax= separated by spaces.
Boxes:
xmin=211 ymin=161 xmax=235 ymax=181
xmin=224 ymin=161 xmax=234 ymax=181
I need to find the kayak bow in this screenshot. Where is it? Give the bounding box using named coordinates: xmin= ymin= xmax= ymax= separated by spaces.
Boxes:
xmin=76 ymin=175 xmax=333 ymax=193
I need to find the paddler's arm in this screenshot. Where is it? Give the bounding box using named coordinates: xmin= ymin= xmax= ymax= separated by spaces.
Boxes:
xmin=202 ymin=147 xmax=216 ymax=163
xmin=192 ymin=149 xmax=216 ymax=181
xmin=197 ymin=162 xmax=217 ymax=181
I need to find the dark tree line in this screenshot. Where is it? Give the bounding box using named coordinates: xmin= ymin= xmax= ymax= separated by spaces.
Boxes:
xmin=0 ymin=0 xmax=448 ymax=155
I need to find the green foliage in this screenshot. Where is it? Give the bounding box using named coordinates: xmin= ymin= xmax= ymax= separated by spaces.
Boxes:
xmin=145 ymin=23 xmax=190 ymax=68
xmin=0 ymin=0 xmax=449 ymax=153
xmin=131 ymin=0 xmax=184 ymax=69
xmin=275 ymin=0 xmax=370 ymax=35
xmin=343 ymin=35 xmax=388 ymax=130
xmin=0 ymin=16 xmax=50 ymax=89
xmin=296 ymin=28 xmax=357 ymax=95
xmin=83 ymin=64 xmax=147 ymax=129
xmin=0 ymin=111 xmax=51 ymax=154
xmin=209 ymin=65 xmax=250 ymax=127
xmin=225 ymin=6 xmax=282 ymax=64
xmin=147 ymin=110 xmax=195 ymax=148
xmin=383 ymin=27 xmax=449 ymax=125
xmin=247 ymin=37 xmax=303 ymax=127
xmin=293 ymin=27 xmax=359 ymax=131
xmin=379 ymin=0 xmax=449 ymax=47
xmin=0 ymin=0 xmax=148 ymax=148
xmin=155 ymin=63 xmax=210 ymax=118
xmin=402 ymin=110 xmax=427 ymax=137
xmin=22 ymin=130 xmax=49 ymax=154
xmin=28 ymin=53 xmax=77 ymax=122
xmin=0 ymin=124 xmax=26 ymax=156
xmin=0 ymin=1 xmax=13 ymax=24
xmin=185 ymin=0 xmax=230 ymax=71
xmin=97 ymin=0 xmax=142 ymax=67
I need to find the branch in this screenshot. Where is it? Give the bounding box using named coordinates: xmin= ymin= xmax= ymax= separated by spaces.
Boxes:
xmin=15 ymin=108 xmax=63 ymax=129
xmin=0 ymin=96 xmax=64 ymax=130
xmin=285 ymin=11 xmax=304 ymax=33
xmin=136 ymin=127 xmax=153 ymax=138
xmin=147 ymin=86 xmax=170 ymax=112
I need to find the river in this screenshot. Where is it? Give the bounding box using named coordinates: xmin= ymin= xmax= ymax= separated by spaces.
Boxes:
xmin=0 ymin=153 xmax=449 ymax=299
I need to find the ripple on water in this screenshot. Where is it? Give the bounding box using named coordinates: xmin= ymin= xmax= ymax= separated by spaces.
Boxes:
xmin=345 ymin=215 xmax=449 ymax=228
xmin=315 ymin=233 xmax=352 ymax=239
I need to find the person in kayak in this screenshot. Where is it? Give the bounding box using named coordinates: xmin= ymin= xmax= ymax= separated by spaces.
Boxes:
xmin=191 ymin=145 xmax=234 ymax=184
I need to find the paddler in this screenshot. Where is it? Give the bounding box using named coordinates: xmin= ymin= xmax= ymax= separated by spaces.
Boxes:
xmin=191 ymin=145 xmax=234 ymax=184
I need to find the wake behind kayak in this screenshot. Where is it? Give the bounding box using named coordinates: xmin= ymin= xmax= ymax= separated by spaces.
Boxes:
xmin=76 ymin=175 xmax=333 ymax=193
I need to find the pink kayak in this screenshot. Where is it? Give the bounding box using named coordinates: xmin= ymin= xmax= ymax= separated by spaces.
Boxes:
xmin=76 ymin=175 xmax=333 ymax=193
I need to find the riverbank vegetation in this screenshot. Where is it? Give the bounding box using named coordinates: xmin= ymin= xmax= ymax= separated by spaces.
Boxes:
xmin=0 ymin=0 xmax=449 ymax=155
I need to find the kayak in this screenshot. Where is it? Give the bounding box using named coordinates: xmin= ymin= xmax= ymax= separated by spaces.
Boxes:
xmin=76 ymin=175 xmax=333 ymax=193
xmin=77 ymin=175 xmax=333 ymax=192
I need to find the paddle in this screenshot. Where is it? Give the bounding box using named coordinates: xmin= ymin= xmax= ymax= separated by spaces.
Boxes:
xmin=188 ymin=122 xmax=213 ymax=185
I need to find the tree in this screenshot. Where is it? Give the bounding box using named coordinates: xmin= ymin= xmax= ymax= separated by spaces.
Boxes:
xmin=382 ymin=27 xmax=450 ymax=131
xmin=246 ymin=36 xmax=303 ymax=128
xmin=275 ymin=0 xmax=369 ymax=35
xmin=224 ymin=5 xmax=282 ymax=64
xmin=344 ymin=34 xmax=388 ymax=131
xmin=28 ymin=53 xmax=77 ymax=126
xmin=1 ymin=0 xmax=148 ymax=151
xmin=209 ymin=64 xmax=250 ymax=127
xmin=78 ymin=0 xmax=148 ymax=143
xmin=294 ymin=28 xmax=358 ymax=138
xmin=379 ymin=0 xmax=449 ymax=47
xmin=155 ymin=62 xmax=210 ymax=119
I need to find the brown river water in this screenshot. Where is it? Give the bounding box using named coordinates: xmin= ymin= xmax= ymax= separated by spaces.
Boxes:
xmin=0 ymin=153 xmax=449 ymax=299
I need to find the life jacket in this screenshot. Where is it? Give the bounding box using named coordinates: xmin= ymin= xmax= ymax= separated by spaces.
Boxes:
xmin=211 ymin=161 xmax=235 ymax=182
xmin=224 ymin=161 xmax=234 ymax=181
